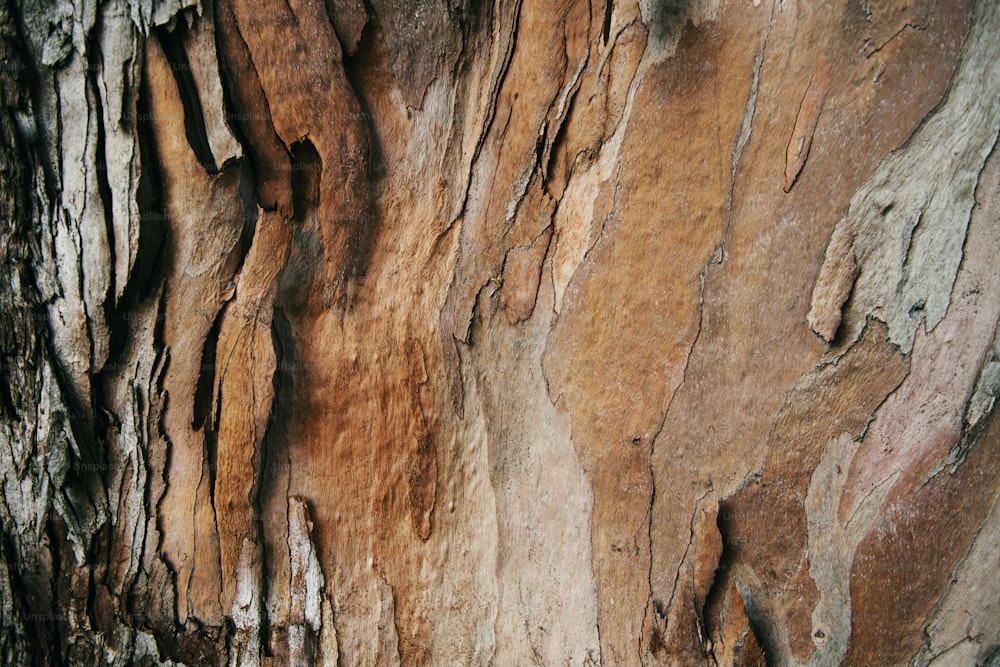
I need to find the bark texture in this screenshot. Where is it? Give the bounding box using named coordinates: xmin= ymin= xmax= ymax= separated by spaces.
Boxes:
xmin=1 ymin=0 xmax=999 ymax=664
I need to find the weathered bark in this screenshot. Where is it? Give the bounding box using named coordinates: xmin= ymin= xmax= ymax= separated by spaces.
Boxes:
xmin=1 ymin=0 xmax=999 ymax=664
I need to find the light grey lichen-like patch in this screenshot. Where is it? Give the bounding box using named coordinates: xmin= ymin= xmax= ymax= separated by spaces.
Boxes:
xmin=963 ymin=323 xmax=1000 ymax=436
xmin=230 ymin=539 xmax=263 ymax=667
xmin=804 ymin=433 xmax=899 ymax=667
xmin=95 ymin=0 xmax=144 ymax=302
xmin=20 ymin=0 xmax=201 ymax=41
xmin=128 ymin=630 xmax=185 ymax=666
xmin=38 ymin=1 xmax=74 ymax=67
xmin=288 ymin=496 xmax=325 ymax=666
xmin=808 ymin=0 xmax=1000 ymax=354
xmin=12 ymin=0 xmax=203 ymax=414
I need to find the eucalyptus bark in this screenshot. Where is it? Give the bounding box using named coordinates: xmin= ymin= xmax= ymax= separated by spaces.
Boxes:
xmin=1 ymin=0 xmax=999 ymax=665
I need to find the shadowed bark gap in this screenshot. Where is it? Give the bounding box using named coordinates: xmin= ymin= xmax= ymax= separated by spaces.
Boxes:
xmin=154 ymin=26 xmax=219 ymax=174
xmin=213 ymin=0 xmax=293 ymax=212
xmin=289 ymin=138 xmax=320 ymax=224
xmin=193 ymin=307 xmax=225 ymax=432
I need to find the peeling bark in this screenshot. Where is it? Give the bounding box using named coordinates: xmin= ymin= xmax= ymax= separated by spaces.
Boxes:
xmin=2 ymin=0 xmax=999 ymax=664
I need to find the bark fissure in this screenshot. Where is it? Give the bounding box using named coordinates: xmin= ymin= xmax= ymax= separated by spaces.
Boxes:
xmin=154 ymin=25 xmax=218 ymax=173
xmin=3 ymin=0 xmax=1000 ymax=663
xmin=864 ymin=18 xmax=930 ymax=59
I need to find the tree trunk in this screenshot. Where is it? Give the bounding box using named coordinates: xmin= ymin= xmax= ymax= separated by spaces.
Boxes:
xmin=1 ymin=0 xmax=999 ymax=663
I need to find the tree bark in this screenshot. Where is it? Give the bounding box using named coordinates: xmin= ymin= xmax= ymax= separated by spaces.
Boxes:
xmin=1 ymin=0 xmax=999 ymax=664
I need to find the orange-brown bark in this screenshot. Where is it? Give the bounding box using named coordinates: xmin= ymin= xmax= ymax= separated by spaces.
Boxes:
xmin=2 ymin=0 xmax=999 ymax=664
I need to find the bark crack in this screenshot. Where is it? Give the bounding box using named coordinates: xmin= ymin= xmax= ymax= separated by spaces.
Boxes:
xmin=596 ymin=18 xmax=646 ymax=148
xmin=86 ymin=45 xmax=117 ymax=307
xmin=839 ymin=356 xmax=911 ymax=527
xmin=451 ymin=0 xmax=523 ymax=229
xmin=864 ymin=15 xmax=931 ymax=60
xmin=918 ymin=487 xmax=1000 ymax=661
xmin=576 ymin=167 xmax=620 ymax=270
xmin=157 ymin=27 xmax=217 ymax=170
xmin=722 ymin=3 xmax=773 ymax=257
xmin=602 ymin=0 xmax=613 ymax=45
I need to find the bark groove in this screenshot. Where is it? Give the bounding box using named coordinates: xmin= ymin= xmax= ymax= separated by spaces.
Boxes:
xmin=1 ymin=0 xmax=998 ymax=664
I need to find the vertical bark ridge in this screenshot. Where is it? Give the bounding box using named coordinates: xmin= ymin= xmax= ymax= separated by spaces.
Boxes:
xmin=2 ymin=0 xmax=999 ymax=664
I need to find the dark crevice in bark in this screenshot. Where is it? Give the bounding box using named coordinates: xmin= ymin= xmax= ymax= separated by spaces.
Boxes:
xmin=154 ymin=26 xmax=219 ymax=173
xmin=434 ymin=0 xmax=490 ymax=241
xmin=44 ymin=515 xmax=68 ymax=666
xmin=148 ymin=297 xmax=176 ymax=652
xmin=454 ymin=0 xmax=522 ymax=226
xmin=0 ymin=359 xmax=14 ymax=417
xmin=88 ymin=49 xmax=134 ymax=447
xmin=932 ymin=316 xmax=1000 ymax=477
xmin=321 ymin=0 xmax=370 ymax=55
xmin=532 ymin=131 xmax=546 ymax=190
xmin=543 ymin=86 xmax=577 ymax=187
xmin=86 ymin=16 xmax=117 ymax=304
xmin=709 ymin=500 xmax=779 ymax=666
xmin=340 ymin=9 xmax=383 ymax=184
xmin=128 ymin=69 xmax=169 ymax=306
xmin=151 ymin=288 xmax=169 ymax=371
xmin=703 ymin=499 xmax=735 ymax=634
xmin=739 ymin=591 xmax=776 ymax=667
xmin=352 ymin=0 xmax=381 ymax=66
xmin=51 ymin=368 xmax=100 ymax=493
xmin=603 ymin=0 xmax=614 ymax=45
xmin=236 ymin=158 xmax=259 ymax=267
xmin=161 ymin=618 xmax=223 ymax=665
xmin=0 ymin=12 xmax=40 ymax=427
xmin=84 ymin=521 xmax=109 ymax=633
xmin=289 ymin=138 xmax=321 ymax=223
xmin=256 ymin=306 xmax=296 ymax=654
xmin=641 ymin=441 xmax=657 ymax=659
xmin=193 ymin=307 xmax=226 ymax=433
xmin=4 ymin=529 xmax=54 ymax=665
xmin=213 ymin=0 xmax=292 ymax=212
xmin=204 ymin=425 xmax=219 ymax=515
xmin=825 ymin=279 xmax=863 ymax=353
xmin=7 ymin=12 xmax=59 ymax=214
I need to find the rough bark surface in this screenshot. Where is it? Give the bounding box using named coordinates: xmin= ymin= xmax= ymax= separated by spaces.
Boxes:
xmin=1 ymin=0 xmax=999 ymax=664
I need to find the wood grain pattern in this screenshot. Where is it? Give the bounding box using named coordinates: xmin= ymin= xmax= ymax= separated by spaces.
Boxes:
xmin=2 ymin=0 xmax=999 ymax=664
